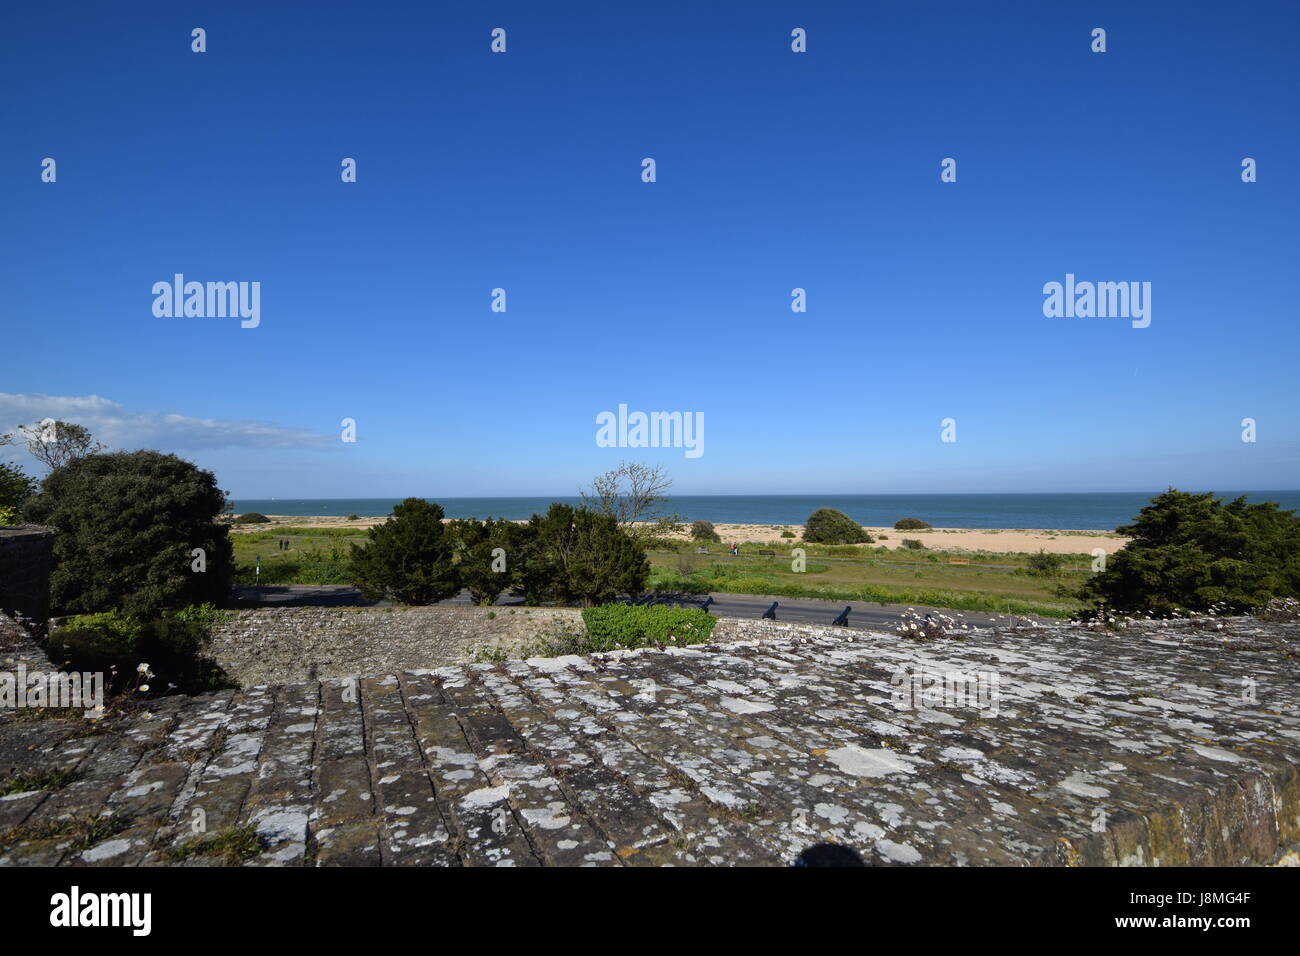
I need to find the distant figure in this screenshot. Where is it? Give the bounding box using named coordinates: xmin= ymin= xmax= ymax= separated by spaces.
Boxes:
xmin=730 ymin=542 xmax=738 ymax=556
xmin=792 ymin=843 xmax=866 ymax=867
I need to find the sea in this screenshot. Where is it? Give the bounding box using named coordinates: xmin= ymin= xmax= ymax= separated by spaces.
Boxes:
xmin=227 ymin=491 xmax=1300 ymax=532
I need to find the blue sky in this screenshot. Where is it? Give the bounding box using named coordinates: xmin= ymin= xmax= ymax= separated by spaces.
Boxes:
xmin=2 ymin=1 xmax=1297 ymax=497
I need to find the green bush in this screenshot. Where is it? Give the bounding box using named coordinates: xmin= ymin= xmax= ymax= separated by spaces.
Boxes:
xmin=690 ymin=520 xmax=721 ymax=542
xmin=23 ymin=451 xmax=234 ymax=618
xmin=803 ymin=508 xmax=873 ymax=544
xmin=901 ymin=538 xmax=926 ymax=550
xmin=55 ymin=609 xmax=144 ymax=650
xmin=446 ymin=517 xmax=519 ymax=605
xmin=894 ymin=517 xmax=932 ymax=530
xmin=234 ymin=512 xmax=271 ymax=524
xmin=49 ymin=606 xmax=231 ymax=695
xmin=173 ymin=602 xmax=234 ymax=631
xmin=1078 ymin=489 xmax=1300 ymax=616
xmin=346 ymin=514 xmax=360 ymax=521
xmin=517 ymin=505 xmax=648 ymax=606
xmin=350 ymin=498 xmax=459 ymax=605
xmin=580 ymin=604 xmax=716 ymax=651
xmin=1027 ymin=550 xmax=1064 ymax=574
xmin=780 ymin=530 xmax=795 ymax=538
xmin=0 ymin=463 xmax=35 ymax=525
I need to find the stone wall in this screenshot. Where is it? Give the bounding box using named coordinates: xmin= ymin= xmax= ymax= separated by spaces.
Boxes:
xmin=0 ymin=525 xmax=55 ymax=624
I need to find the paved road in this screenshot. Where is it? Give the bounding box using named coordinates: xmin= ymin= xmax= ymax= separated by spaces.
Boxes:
xmin=688 ymin=592 xmax=1006 ymax=629
xmin=230 ymin=585 xmax=1017 ymax=629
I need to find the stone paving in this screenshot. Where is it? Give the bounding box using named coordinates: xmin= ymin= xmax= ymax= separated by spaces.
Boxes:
xmin=2 ymin=612 xmax=1298 ymax=866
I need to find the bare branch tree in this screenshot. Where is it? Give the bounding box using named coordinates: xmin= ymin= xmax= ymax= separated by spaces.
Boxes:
xmin=580 ymin=461 xmax=682 ymax=542
xmin=17 ymin=419 xmax=106 ymax=471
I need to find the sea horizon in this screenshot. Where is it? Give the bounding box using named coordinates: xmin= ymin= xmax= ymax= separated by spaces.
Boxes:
xmin=228 ymin=490 xmax=1300 ymax=531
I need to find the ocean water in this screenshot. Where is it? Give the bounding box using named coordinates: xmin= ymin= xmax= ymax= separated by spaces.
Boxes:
xmin=228 ymin=491 xmax=1300 ymax=531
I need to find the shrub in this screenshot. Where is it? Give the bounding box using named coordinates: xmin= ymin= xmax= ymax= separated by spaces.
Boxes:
xmin=54 ymin=609 xmax=143 ymax=650
xmin=1078 ymin=489 xmax=1300 ymax=616
xmin=234 ymin=512 xmax=271 ymax=524
xmin=446 ymin=517 xmax=519 ymax=605
xmin=690 ymin=520 xmax=721 ymax=542
xmin=803 ymin=508 xmax=873 ymax=544
xmin=780 ymin=530 xmax=795 ymax=538
xmin=894 ymin=517 xmax=932 ymax=530
xmin=23 ymin=451 xmax=233 ymax=618
xmin=49 ymin=606 xmax=231 ymax=695
xmin=0 ymin=463 xmax=35 ymax=526
xmin=517 ymin=505 xmax=648 ymax=606
xmin=580 ymin=604 xmax=716 ymax=651
xmin=173 ymin=602 xmax=234 ymax=631
xmin=1026 ymin=550 xmax=1064 ymax=574
xmin=350 ymin=498 xmax=459 ymax=605
xmin=901 ymin=538 xmax=926 ymax=550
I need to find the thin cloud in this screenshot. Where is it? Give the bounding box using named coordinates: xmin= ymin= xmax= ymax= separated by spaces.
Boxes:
xmin=0 ymin=393 xmax=332 ymax=453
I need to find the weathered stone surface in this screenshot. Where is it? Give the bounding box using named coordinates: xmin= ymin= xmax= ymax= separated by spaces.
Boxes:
xmin=207 ymin=606 xmax=584 ymax=686
xmin=3 ymin=610 xmax=1299 ymax=866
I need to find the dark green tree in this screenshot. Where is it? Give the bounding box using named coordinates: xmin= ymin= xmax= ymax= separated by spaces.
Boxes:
xmin=690 ymin=520 xmax=721 ymax=542
xmin=350 ymin=498 xmax=459 ymax=605
xmin=517 ymin=504 xmax=648 ymax=606
xmin=446 ymin=517 xmax=518 ymax=605
xmin=803 ymin=508 xmax=873 ymax=544
xmin=1078 ymin=489 xmax=1300 ymax=615
xmin=22 ymin=451 xmax=233 ymax=617
xmin=0 ymin=462 xmax=35 ymax=524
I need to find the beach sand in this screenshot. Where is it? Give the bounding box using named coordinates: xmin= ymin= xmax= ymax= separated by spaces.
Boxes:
xmin=231 ymin=515 xmax=1129 ymax=555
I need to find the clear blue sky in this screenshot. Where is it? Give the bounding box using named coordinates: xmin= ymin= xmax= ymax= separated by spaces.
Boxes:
xmin=2 ymin=1 xmax=1297 ymax=497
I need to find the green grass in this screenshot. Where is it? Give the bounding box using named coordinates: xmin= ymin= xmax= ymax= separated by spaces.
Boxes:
xmin=230 ymin=531 xmax=361 ymax=585
xmin=649 ymin=551 xmax=1083 ymax=618
xmin=654 ymin=538 xmax=1097 ymax=570
xmin=579 ymin=604 xmax=717 ymax=651
xmin=232 ymin=526 xmax=367 ymax=538
xmin=162 ymin=826 xmax=266 ymax=865
xmin=230 ymin=528 xmax=1084 ymax=616
xmin=0 ymin=768 xmax=76 ymax=797
xmin=0 ymin=813 xmax=128 ymax=853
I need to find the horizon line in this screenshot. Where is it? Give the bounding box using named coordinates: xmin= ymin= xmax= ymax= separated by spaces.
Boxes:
xmin=228 ymin=488 xmax=1300 ymax=501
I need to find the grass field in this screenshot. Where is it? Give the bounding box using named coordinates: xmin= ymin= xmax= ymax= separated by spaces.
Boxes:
xmin=230 ymin=528 xmax=362 ymax=585
xmin=229 ymin=528 xmax=1086 ymax=616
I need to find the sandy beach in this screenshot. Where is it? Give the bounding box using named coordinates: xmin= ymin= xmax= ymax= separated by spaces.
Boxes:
xmin=230 ymin=515 xmax=1129 ymax=555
